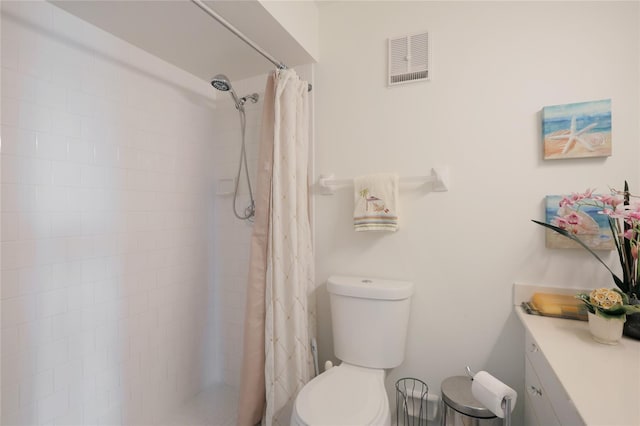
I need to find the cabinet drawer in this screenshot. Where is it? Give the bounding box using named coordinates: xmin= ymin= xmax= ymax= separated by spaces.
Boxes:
xmin=525 ymin=356 xmax=561 ymax=426
xmin=525 ymin=332 xmax=585 ymax=426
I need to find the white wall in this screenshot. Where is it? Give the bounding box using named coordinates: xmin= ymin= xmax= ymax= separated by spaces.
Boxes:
xmin=1 ymin=1 xmax=219 ymax=424
xmin=315 ymin=1 xmax=639 ymax=423
xmin=259 ymin=0 xmax=320 ymax=62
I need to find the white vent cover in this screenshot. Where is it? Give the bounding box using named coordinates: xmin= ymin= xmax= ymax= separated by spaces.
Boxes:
xmin=388 ymin=32 xmax=430 ymax=86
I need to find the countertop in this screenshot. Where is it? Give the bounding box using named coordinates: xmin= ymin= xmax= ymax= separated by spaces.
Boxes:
xmin=516 ymin=307 xmax=640 ymax=426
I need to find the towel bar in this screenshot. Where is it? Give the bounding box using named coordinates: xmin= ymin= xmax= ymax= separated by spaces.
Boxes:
xmin=317 ymin=166 xmax=449 ymax=195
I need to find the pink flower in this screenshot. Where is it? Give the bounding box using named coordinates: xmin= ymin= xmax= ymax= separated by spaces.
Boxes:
xmin=566 ymin=212 xmax=581 ymax=225
xmin=594 ymin=194 xmax=623 ymax=208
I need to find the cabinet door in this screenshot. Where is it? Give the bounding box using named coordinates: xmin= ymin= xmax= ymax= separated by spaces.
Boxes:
xmin=525 ymin=356 xmax=561 ymax=426
xmin=525 ymin=332 xmax=586 ymax=426
xmin=524 ymin=391 xmax=540 ymax=426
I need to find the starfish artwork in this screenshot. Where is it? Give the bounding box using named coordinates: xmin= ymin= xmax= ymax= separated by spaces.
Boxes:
xmin=542 ymin=99 xmax=611 ymax=160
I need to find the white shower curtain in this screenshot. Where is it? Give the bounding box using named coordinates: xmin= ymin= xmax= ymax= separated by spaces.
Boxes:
xmin=264 ymin=69 xmax=315 ymax=426
xmin=237 ymin=69 xmax=315 ymax=426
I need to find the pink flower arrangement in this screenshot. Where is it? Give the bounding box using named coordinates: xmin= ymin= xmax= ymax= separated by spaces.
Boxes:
xmin=533 ymin=182 xmax=640 ymax=301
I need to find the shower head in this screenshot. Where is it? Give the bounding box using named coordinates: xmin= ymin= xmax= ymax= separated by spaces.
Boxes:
xmin=211 ymin=74 xmax=231 ymax=92
xmin=211 ymin=74 xmax=241 ymax=109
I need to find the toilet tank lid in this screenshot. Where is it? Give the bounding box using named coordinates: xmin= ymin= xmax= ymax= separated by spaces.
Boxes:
xmin=327 ymin=275 xmax=414 ymax=300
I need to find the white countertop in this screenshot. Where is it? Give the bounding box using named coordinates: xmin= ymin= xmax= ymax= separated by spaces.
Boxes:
xmin=516 ymin=308 xmax=640 ymax=426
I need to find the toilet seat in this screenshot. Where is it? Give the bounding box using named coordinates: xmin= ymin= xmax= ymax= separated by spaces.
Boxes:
xmin=291 ymin=363 xmax=390 ymax=426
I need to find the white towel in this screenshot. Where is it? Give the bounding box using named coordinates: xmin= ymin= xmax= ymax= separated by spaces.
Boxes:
xmin=353 ymin=173 xmax=399 ymax=232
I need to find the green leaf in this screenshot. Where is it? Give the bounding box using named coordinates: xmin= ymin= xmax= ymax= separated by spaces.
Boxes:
xmin=594 ymin=308 xmax=626 ymax=320
xmin=622 ymin=304 xmax=640 ymax=315
xmin=532 ymin=220 xmax=624 ymax=289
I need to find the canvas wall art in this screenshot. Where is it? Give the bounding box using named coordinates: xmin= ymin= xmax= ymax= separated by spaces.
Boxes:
xmin=545 ymin=195 xmax=614 ymax=250
xmin=542 ymin=99 xmax=612 ymax=160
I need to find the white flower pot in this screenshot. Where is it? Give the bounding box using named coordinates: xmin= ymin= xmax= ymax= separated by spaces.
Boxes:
xmin=587 ymin=312 xmax=625 ymax=345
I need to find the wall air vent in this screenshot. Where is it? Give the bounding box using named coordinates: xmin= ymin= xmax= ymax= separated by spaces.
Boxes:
xmin=388 ymin=31 xmax=430 ymax=86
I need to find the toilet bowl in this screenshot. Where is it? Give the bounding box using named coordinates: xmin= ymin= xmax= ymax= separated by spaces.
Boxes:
xmin=291 ymin=276 xmax=413 ymax=426
xmin=291 ymin=363 xmax=390 ymax=426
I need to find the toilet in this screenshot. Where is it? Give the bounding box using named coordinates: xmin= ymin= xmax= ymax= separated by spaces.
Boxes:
xmin=291 ymin=275 xmax=414 ymax=426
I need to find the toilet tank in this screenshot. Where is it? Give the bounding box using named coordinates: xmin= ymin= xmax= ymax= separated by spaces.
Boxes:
xmin=327 ymin=275 xmax=414 ymax=369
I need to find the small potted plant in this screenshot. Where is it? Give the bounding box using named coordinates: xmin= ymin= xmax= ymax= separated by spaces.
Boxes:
xmin=575 ymin=288 xmax=639 ymax=344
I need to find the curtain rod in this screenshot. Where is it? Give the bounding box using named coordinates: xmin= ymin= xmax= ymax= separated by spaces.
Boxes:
xmin=190 ymin=0 xmax=286 ymax=70
xmin=190 ymin=0 xmax=313 ymax=92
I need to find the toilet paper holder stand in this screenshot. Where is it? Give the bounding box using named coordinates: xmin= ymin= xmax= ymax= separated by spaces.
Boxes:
xmin=465 ymin=366 xmax=513 ymax=426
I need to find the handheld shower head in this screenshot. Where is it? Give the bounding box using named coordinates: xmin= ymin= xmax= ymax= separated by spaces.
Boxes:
xmin=211 ymin=74 xmax=241 ymax=109
xmin=211 ymin=74 xmax=231 ymax=91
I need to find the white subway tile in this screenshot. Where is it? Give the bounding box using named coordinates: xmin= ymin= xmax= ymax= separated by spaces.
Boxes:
xmin=51 ymin=407 xmax=83 ymax=426
xmin=2 ymin=32 xmax=20 ymax=70
xmin=19 ymin=265 xmax=52 ymax=295
xmin=0 ymin=183 xmax=37 ymax=213
xmin=51 ymin=162 xmax=82 ymax=186
xmin=37 ymin=388 xmax=69 ymax=424
xmin=51 ymin=311 xmax=79 ymax=341
xmin=2 ymin=97 xmax=21 ymax=126
xmin=49 ymin=212 xmax=82 ymax=239
xmin=2 ymin=1 xmax=225 ymax=421
xmin=66 ymin=137 xmax=91 ymax=164
xmin=38 ymin=289 xmax=68 ymax=318
xmin=67 ymin=330 xmax=96 ymax=360
xmin=35 ymin=338 xmax=68 ymax=372
xmin=1 ymin=376 xmax=20 ymax=414
xmin=20 ymin=368 xmax=55 ymax=405
xmin=1 ymin=403 xmax=38 ymax=426
xmin=51 ymin=109 xmax=82 ymax=137
xmin=32 ymin=238 xmax=67 ymax=266
xmin=51 ymin=261 xmax=83 ymax=289
xmin=2 ymin=270 xmax=22 ymax=303
xmin=35 ymin=185 xmax=69 ymax=212
xmin=34 ymin=79 xmax=66 ymax=109
xmin=66 ymin=90 xmax=95 ymax=117
xmin=2 ymin=211 xmax=20 ymax=241
xmin=1 ymin=126 xmax=37 ymax=157
xmin=53 ymin=358 xmax=83 ymax=391
xmin=2 ymin=240 xmax=37 ymax=269
xmin=18 ymin=208 xmax=51 ymax=240
xmin=2 ymin=68 xmax=37 ymax=101
xmin=35 ymin=132 xmax=68 ymax=161
xmin=19 ymin=101 xmax=51 ymax=132
xmin=67 ymin=283 xmax=94 ymax=312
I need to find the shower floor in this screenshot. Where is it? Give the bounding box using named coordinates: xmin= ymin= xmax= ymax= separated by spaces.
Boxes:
xmin=160 ymin=384 xmax=238 ymax=426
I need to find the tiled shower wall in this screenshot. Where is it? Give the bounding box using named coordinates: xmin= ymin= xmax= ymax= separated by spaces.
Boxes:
xmin=1 ymin=2 xmax=219 ymax=424
xmin=209 ymin=75 xmax=264 ymax=389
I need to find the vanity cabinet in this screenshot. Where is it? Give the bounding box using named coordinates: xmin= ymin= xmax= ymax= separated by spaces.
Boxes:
xmin=515 ymin=285 xmax=640 ymax=426
xmin=524 ymin=331 xmax=584 ymax=426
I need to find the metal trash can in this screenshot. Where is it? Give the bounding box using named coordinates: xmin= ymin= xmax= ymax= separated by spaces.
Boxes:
xmin=441 ymin=376 xmax=501 ymax=426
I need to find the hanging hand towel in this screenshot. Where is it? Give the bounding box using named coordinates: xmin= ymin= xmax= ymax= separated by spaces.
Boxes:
xmin=354 ymin=173 xmax=399 ymax=232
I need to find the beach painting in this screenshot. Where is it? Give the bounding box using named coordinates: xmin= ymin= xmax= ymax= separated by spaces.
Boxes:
xmin=545 ymin=195 xmax=614 ymax=250
xmin=542 ymin=99 xmax=612 ymax=160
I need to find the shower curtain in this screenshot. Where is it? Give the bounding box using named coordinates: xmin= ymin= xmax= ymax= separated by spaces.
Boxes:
xmin=237 ymin=69 xmax=315 ymax=426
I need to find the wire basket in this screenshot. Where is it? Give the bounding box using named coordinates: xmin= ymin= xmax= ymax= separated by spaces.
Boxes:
xmin=396 ymin=377 xmax=429 ymax=426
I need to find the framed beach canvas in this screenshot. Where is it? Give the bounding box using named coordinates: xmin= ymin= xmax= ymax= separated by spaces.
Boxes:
xmin=542 ymin=99 xmax=612 ymax=160
xmin=545 ymin=195 xmax=614 ymax=250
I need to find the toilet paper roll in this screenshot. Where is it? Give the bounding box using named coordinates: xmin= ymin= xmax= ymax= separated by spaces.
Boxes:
xmin=471 ymin=371 xmax=517 ymax=418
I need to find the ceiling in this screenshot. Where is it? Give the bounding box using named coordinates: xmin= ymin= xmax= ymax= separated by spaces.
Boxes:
xmin=50 ymin=0 xmax=317 ymax=82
